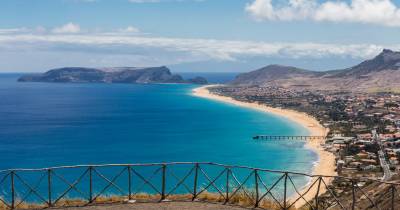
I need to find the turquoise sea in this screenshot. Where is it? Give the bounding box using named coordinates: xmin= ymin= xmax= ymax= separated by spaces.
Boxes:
xmin=0 ymin=73 xmax=318 ymax=199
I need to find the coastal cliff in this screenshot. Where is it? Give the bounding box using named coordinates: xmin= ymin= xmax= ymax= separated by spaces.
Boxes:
xmin=18 ymin=66 xmax=208 ymax=85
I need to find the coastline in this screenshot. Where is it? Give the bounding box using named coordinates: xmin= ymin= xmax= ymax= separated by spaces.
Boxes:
xmin=192 ymin=85 xmax=336 ymax=207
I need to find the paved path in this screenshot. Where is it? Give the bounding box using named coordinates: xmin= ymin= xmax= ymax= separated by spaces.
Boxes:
xmin=375 ymin=131 xmax=394 ymax=181
xmin=54 ymin=202 xmax=248 ymax=210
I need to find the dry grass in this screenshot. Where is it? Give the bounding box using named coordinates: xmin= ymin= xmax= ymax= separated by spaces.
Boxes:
xmin=367 ymin=87 xmax=400 ymax=93
xmin=0 ymin=191 xmax=299 ymax=210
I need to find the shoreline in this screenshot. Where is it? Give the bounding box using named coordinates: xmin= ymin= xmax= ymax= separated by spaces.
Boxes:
xmin=192 ymin=85 xmax=336 ymax=207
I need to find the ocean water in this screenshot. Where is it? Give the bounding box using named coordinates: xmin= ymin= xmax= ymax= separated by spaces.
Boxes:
xmin=0 ymin=73 xmax=318 ymax=199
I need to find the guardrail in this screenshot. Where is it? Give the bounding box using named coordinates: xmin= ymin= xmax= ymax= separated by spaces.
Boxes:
xmin=0 ymin=162 xmax=399 ymax=210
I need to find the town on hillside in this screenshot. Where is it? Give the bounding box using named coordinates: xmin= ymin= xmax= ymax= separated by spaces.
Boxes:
xmin=207 ymin=49 xmax=400 ymax=206
xmin=210 ymin=85 xmax=400 ymax=177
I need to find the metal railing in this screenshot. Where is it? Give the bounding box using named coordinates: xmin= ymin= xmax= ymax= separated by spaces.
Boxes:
xmin=0 ymin=162 xmax=399 ymax=210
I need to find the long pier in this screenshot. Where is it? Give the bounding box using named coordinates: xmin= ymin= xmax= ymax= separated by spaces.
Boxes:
xmin=253 ymin=135 xmax=326 ymax=140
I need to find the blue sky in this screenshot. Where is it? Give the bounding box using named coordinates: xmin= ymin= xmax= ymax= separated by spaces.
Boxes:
xmin=1 ymin=0 xmax=400 ymax=72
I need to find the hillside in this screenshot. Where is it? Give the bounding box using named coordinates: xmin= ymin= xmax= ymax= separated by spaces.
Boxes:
xmin=231 ymin=49 xmax=400 ymax=92
xmin=18 ymin=66 xmax=208 ymax=85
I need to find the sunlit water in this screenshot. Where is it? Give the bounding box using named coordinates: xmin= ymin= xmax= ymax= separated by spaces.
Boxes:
xmin=0 ymin=73 xmax=318 ymax=201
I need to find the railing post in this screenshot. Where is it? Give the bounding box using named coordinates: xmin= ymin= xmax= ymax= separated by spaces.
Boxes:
xmin=283 ymin=172 xmax=288 ymax=210
xmin=254 ymin=169 xmax=259 ymax=208
xmin=128 ymin=165 xmax=132 ymax=200
xmin=89 ymin=166 xmax=93 ymax=203
xmin=11 ymin=171 xmax=15 ymax=209
xmin=225 ymin=167 xmax=230 ymax=204
xmin=315 ymin=177 xmax=322 ymax=210
xmin=161 ymin=164 xmax=166 ymax=201
xmin=391 ymin=184 xmax=395 ymax=210
xmin=351 ymin=180 xmax=356 ymax=210
xmin=48 ymin=169 xmax=52 ymax=207
xmin=192 ymin=163 xmax=199 ymax=201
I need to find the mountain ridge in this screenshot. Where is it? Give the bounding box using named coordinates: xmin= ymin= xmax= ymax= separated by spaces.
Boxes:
xmin=231 ymin=49 xmax=400 ymax=92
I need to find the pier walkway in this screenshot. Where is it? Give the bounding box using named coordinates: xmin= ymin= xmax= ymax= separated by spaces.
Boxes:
xmin=253 ymin=135 xmax=326 ymax=140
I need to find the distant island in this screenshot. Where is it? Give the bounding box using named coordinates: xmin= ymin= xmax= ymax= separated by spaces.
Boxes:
xmin=18 ymin=66 xmax=208 ymax=85
xmin=231 ymin=49 xmax=400 ymax=92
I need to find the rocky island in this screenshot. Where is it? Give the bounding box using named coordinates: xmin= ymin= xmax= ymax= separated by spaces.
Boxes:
xmin=18 ymin=66 xmax=208 ymax=85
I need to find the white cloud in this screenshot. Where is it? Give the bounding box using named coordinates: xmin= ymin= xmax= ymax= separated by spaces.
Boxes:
xmin=246 ymin=0 xmax=317 ymax=21
xmin=1 ymin=29 xmax=398 ymax=72
xmin=119 ymin=26 xmax=140 ymax=33
xmin=246 ymin=0 xmax=400 ymax=27
xmin=0 ymin=32 xmax=393 ymax=61
xmin=0 ymin=28 xmax=28 ymax=34
xmin=52 ymin=23 xmax=81 ymax=34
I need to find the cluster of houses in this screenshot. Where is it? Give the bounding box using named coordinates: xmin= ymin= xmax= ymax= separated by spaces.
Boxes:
xmin=332 ymin=93 xmax=400 ymax=132
xmin=323 ymin=132 xmax=400 ymax=179
xmin=325 ymin=136 xmax=379 ymax=174
xmin=210 ymin=85 xmax=400 ymax=178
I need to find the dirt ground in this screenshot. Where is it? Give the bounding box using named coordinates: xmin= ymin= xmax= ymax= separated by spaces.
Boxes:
xmin=53 ymin=202 xmax=249 ymax=210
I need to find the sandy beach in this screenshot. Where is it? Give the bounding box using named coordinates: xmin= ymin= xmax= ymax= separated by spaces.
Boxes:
xmin=193 ymin=85 xmax=336 ymax=207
